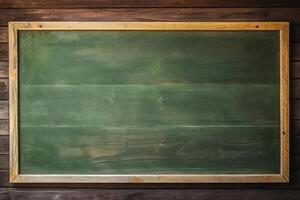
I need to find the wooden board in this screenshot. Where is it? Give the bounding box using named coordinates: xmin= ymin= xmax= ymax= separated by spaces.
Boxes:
xmin=1 ymin=0 xmax=300 ymax=8
xmin=9 ymin=22 xmax=289 ymax=183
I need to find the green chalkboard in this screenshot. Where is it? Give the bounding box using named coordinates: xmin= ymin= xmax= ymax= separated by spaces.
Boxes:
xmin=18 ymin=30 xmax=280 ymax=175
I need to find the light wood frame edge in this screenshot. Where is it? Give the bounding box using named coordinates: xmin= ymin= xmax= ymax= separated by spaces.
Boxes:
xmin=9 ymin=22 xmax=289 ymax=183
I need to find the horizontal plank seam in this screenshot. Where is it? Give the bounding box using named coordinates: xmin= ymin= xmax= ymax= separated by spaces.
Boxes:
xmin=0 ymin=6 xmax=300 ymax=9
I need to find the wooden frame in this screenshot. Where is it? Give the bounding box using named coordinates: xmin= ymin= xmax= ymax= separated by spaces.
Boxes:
xmin=9 ymin=22 xmax=289 ymax=183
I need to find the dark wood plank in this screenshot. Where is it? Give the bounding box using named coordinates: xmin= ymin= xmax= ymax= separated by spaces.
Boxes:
xmin=0 ymin=188 xmax=7 ymax=200
xmin=0 ymin=28 xmax=7 ymax=43
xmin=292 ymin=80 xmax=300 ymax=99
xmin=0 ymin=79 xmax=8 ymax=101
xmin=0 ymin=62 xmax=7 ymax=78
xmin=0 ymin=155 xmax=8 ymax=170
xmin=0 ymin=120 xmax=8 ymax=136
xmin=0 ymin=102 xmax=8 ymax=120
xmin=0 ymin=8 xmax=300 ymax=27
xmin=291 ymin=135 xmax=300 ymax=156
xmin=2 ymin=188 xmax=300 ymax=199
xmin=293 ymin=43 xmax=300 ymax=61
xmin=0 ymin=170 xmax=9 ymax=187
xmin=292 ymin=155 xmax=300 ymax=170
xmin=0 ymin=136 xmax=8 ymax=154
xmin=0 ymin=0 xmax=300 ymax=8
xmin=292 ymin=62 xmax=300 ymax=79
xmin=293 ymin=25 xmax=300 ymax=43
xmin=292 ymin=100 xmax=300 ymax=120
xmin=293 ymin=120 xmax=300 ymax=136
xmin=0 ymin=43 xmax=7 ymax=61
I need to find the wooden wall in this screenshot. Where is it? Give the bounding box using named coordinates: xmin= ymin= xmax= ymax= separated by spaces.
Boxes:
xmin=0 ymin=0 xmax=300 ymax=199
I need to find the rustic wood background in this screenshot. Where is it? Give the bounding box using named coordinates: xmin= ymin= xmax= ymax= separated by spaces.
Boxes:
xmin=0 ymin=0 xmax=300 ymax=199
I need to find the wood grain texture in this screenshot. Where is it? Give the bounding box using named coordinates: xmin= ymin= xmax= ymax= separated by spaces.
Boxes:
xmin=0 ymin=43 xmax=7 ymax=61
xmin=0 ymin=0 xmax=299 ymax=198
xmin=279 ymin=22 xmax=289 ymax=181
xmin=292 ymin=25 xmax=300 ymax=42
xmin=292 ymin=101 xmax=300 ymax=120
xmin=0 ymin=136 xmax=8 ymax=154
xmin=0 ymin=171 xmax=9 ymax=187
xmin=292 ymin=62 xmax=300 ymax=78
xmin=8 ymin=22 xmax=18 ymax=183
xmin=0 ymin=101 xmax=297 ymax=122
xmin=0 ymin=29 xmax=7 ymax=43
xmin=7 ymin=41 xmax=300 ymax=63
xmin=0 ymin=120 xmax=8 ymax=135
xmin=0 ymin=155 xmax=8 ymax=170
xmin=0 ymin=62 xmax=8 ymax=78
xmin=9 ymin=21 xmax=288 ymax=30
xmin=19 ymin=127 xmax=280 ymax=175
xmin=4 ymin=78 xmax=300 ymax=100
xmin=293 ymin=80 xmax=300 ymax=99
xmin=291 ymin=134 xmax=300 ymax=155
xmin=14 ymin=28 xmax=283 ymax=181
xmin=4 ymin=78 xmax=300 ymax=101
xmin=293 ymin=121 xmax=300 ymax=135
xmin=0 ymin=80 xmax=8 ymax=100
xmin=2 ymin=168 xmax=300 ymax=188
xmin=1 ymin=24 xmax=300 ymax=44
xmin=292 ymin=43 xmax=300 ymax=61
xmin=1 ymin=188 xmax=300 ymax=200
xmin=0 ymin=102 xmax=8 ymax=120
xmin=1 ymin=0 xmax=300 ymax=8
xmin=1 ymin=8 xmax=300 ymax=26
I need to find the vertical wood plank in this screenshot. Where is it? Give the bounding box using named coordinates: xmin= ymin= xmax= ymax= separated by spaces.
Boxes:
xmin=8 ymin=22 xmax=18 ymax=182
xmin=280 ymin=23 xmax=289 ymax=181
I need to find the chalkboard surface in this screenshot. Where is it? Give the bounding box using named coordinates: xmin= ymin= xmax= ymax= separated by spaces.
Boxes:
xmin=18 ymin=30 xmax=280 ymax=175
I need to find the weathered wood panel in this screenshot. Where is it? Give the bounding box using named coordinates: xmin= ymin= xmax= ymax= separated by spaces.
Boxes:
xmin=293 ymin=121 xmax=300 ymax=135
xmin=3 ymin=78 xmax=300 ymax=103
xmin=17 ymin=30 xmax=281 ymax=175
xmin=1 ymin=0 xmax=300 ymax=8
xmin=0 ymin=2 xmax=299 ymax=199
xmin=292 ymin=101 xmax=300 ymax=120
xmin=1 ymin=25 xmax=300 ymax=43
xmin=293 ymin=80 xmax=300 ymax=99
xmin=2 ymin=168 xmax=300 ymax=188
xmin=0 ymin=29 xmax=7 ymax=43
xmin=0 ymin=120 xmax=8 ymax=135
xmin=0 ymin=43 xmax=7 ymax=61
xmin=1 ymin=188 xmax=300 ymax=200
xmin=0 ymin=155 xmax=8 ymax=170
xmin=293 ymin=43 xmax=300 ymax=61
xmin=0 ymin=136 xmax=8 ymax=154
xmin=293 ymin=25 xmax=300 ymax=43
xmin=0 ymin=80 xmax=8 ymax=100
xmin=0 ymin=102 xmax=8 ymax=120
xmin=292 ymin=62 xmax=300 ymax=79
xmin=2 ymin=99 xmax=298 ymax=121
xmin=1 ymin=8 xmax=300 ymax=27
xmin=0 ymin=62 xmax=7 ymax=78
xmin=0 ymin=171 xmax=9 ymax=187
xmin=20 ymin=127 xmax=280 ymax=174
xmin=291 ymin=135 xmax=300 ymax=155
xmin=2 ymin=42 xmax=300 ymax=63
xmin=0 ymin=77 xmax=300 ymax=104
